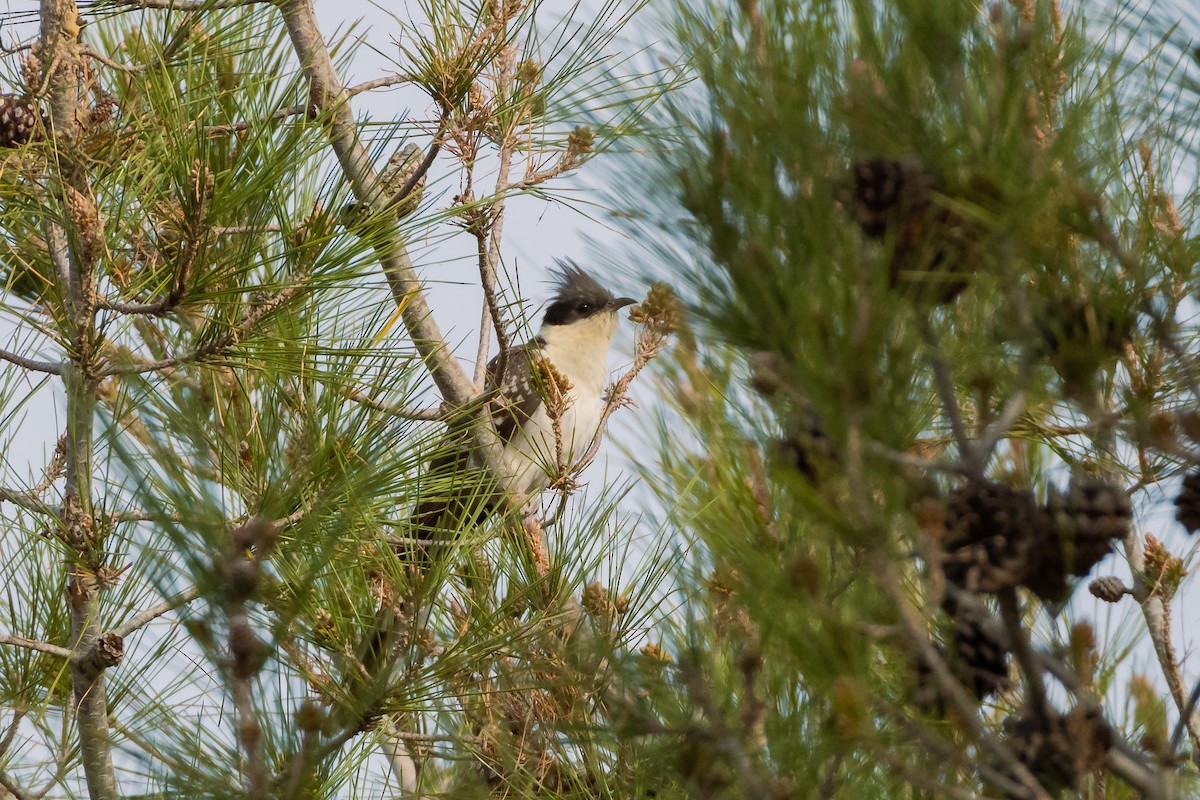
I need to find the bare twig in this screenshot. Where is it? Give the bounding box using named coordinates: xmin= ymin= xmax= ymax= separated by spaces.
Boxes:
xmin=0 ymin=634 xmax=73 ymax=660
xmin=0 ymin=771 xmax=35 ymax=800
xmin=200 ymin=75 xmax=418 ymax=136
xmin=0 ymin=711 xmax=24 ymax=760
xmin=0 ymin=486 xmax=58 ymax=516
xmin=1170 ymin=676 xmax=1200 ymax=758
xmin=574 ymin=325 xmax=668 ymax=474
xmin=998 ymin=588 xmax=1048 ymax=718
xmin=382 ymin=123 xmax=444 ymax=216
xmin=0 ymin=347 xmax=62 ymax=375
xmin=471 ymin=41 xmax=519 ymax=390
xmin=345 ymin=390 xmax=447 ymax=421
xmin=108 ymin=586 xmax=202 ymax=639
xmin=79 ymin=45 xmax=144 ymax=74
xmin=917 ymin=317 xmax=973 ymax=470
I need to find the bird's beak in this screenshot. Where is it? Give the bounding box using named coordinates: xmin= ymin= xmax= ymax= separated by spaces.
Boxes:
xmin=609 ymin=297 xmax=637 ymax=311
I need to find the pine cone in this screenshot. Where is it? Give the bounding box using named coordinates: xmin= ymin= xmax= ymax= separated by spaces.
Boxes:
xmin=1000 ymin=706 xmax=1111 ymax=797
xmin=777 ymin=409 xmax=835 ymax=483
xmin=1174 ymin=468 xmax=1200 ymax=534
xmin=948 ymin=606 xmax=1010 ymax=701
xmin=378 ymin=142 xmax=426 ymax=217
xmin=942 ymin=482 xmax=1039 ymax=594
xmin=1088 ymin=576 xmax=1128 ymax=603
xmin=1026 ymin=478 xmax=1131 ymax=602
xmin=849 ymin=158 xmax=927 ymax=238
xmin=846 ymin=157 xmax=974 ymax=303
xmin=0 ymin=95 xmax=41 ymax=148
xmin=1036 ymin=299 xmax=1132 ymax=392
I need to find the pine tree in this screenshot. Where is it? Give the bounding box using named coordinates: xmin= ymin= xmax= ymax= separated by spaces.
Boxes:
xmin=0 ymin=1 xmax=671 ymax=797
xmin=598 ymin=0 xmax=1200 ymax=797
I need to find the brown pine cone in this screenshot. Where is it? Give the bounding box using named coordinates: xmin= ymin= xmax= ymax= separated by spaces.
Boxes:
xmin=1000 ymin=706 xmax=1111 ymax=797
xmin=1174 ymin=468 xmax=1200 ymax=534
xmin=948 ymin=606 xmax=1010 ymax=701
xmin=1026 ymin=478 xmax=1130 ymax=602
xmin=777 ymin=409 xmax=836 ymax=483
xmin=0 ymin=95 xmax=41 ymax=148
xmin=942 ymin=482 xmax=1039 ymax=594
xmin=846 ymin=157 xmax=974 ymax=303
xmin=849 ymin=158 xmax=929 ymax=237
xmin=1088 ymin=576 xmax=1128 ymax=603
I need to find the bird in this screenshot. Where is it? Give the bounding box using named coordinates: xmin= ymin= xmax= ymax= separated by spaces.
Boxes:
xmin=348 ymin=262 xmax=635 ymax=695
xmin=407 ymin=260 xmax=637 ymax=550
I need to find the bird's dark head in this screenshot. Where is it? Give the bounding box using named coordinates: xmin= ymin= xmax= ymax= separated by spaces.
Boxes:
xmin=542 ymin=260 xmax=636 ymax=327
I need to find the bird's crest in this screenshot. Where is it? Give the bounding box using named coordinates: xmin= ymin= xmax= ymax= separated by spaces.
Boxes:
xmin=549 ymin=259 xmax=615 ymax=307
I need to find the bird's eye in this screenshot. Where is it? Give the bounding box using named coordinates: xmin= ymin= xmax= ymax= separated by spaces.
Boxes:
xmin=576 ymin=302 xmax=591 ymax=314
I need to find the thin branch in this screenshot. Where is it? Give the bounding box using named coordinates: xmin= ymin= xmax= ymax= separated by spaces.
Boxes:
xmin=79 ymin=45 xmax=144 ymax=74
xmin=0 ymin=770 xmax=35 ymax=800
xmin=0 ymin=486 xmax=58 ymax=516
xmin=101 ymin=0 xmax=269 ymax=9
xmin=0 ymin=711 xmax=24 ymax=760
xmin=873 ymin=557 xmax=1051 ymax=800
xmin=108 ymin=586 xmax=201 ymax=639
xmin=572 ymin=324 xmax=669 ymax=477
xmin=200 ymin=75 xmax=418 ymax=137
xmin=473 ymin=297 xmax=494 ymax=390
xmin=1170 ymin=676 xmax=1200 ymax=758
xmin=0 ymin=348 xmax=62 ymax=375
xmin=98 ymin=167 xmax=211 ymax=316
xmin=381 ymin=123 xmax=444 ymax=216
xmin=0 ymin=634 xmax=72 ymax=660
xmin=997 ymin=588 xmax=1048 ymax=718
xmin=864 ymin=440 xmax=967 ymax=474
xmin=100 ymin=280 xmax=306 ymax=376
xmin=917 ymin=317 xmax=973 ymax=470
xmin=472 ymin=45 xmax=519 ymax=390
xmin=345 ymin=390 xmax=447 ymax=421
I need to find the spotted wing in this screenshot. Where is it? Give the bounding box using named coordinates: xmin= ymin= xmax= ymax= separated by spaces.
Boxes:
xmin=407 ymin=340 xmax=544 ymax=540
xmin=487 ymin=340 xmax=546 ymax=444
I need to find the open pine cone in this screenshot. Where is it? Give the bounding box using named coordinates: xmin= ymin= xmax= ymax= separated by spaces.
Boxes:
xmin=846 ymin=157 xmax=973 ymax=303
xmin=0 ymin=95 xmax=42 ymax=148
xmin=948 ymin=605 xmax=1010 ymax=701
xmin=942 ymin=482 xmax=1042 ymax=594
xmin=999 ymin=706 xmax=1111 ymax=797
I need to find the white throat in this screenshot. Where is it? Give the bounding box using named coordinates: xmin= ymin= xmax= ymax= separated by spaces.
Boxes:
xmin=536 ymin=312 xmax=619 ymax=397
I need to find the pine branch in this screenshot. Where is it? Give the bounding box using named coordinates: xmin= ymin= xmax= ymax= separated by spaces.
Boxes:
xmin=0 ymin=347 xmax=62 ymax=374
xmin=40 ymin=0 xmax=119 ymax=796
xmin=200 ymin=75 xmax=419 ymax=136
xmin=101 ymin=0 xmax=268 ymax=9
xmin=100 ymin=280 xmax=306 ymax=376
xmin=0 ymin=634 xmax=72 ymax=660
xmin=345 ymin=390 xmax=447 ymax=421
xmin=108 ymin=586 xmax=201 ymax=639
xmin=277 ymin=0 xmax=476 ymax=408
xmin=0 ymin=770 xmax=35 ymax=800
xmin=0 ymin=486 xmax=58 ymax=516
